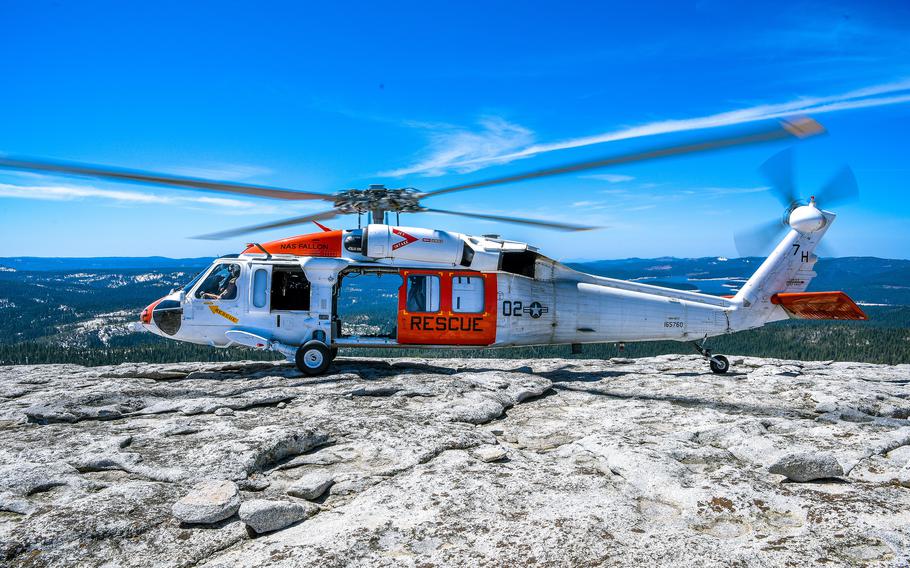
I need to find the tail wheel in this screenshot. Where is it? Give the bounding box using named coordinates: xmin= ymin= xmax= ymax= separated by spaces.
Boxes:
xmin=710 ymin=355 xmax=730 ymax=374
xmin=295 ymin=341 xmax=331 ymax=376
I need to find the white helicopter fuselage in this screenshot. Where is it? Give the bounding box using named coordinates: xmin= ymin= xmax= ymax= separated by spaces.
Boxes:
xmin=141 ymin=206 xmax=864 ymax=368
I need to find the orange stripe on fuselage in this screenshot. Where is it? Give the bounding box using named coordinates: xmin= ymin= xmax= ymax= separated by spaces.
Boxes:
xmin=244 ymin=230 xmax=343 ymax=257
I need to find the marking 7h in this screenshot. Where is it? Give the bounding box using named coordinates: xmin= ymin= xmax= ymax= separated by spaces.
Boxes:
xmin=792 ymin=243 xmax=810 ymax=262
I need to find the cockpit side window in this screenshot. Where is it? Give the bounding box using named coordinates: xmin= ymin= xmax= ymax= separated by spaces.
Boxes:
xmin=195 ymin=263 xmax=241 ymax=300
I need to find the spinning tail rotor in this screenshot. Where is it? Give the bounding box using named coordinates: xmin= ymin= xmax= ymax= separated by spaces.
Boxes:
xmin=733 ymin=148 xmax=858 ymax=257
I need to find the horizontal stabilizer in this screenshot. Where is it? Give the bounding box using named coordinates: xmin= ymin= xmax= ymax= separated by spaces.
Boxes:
xmin=770 ymin=292 xmax=868 ymax=321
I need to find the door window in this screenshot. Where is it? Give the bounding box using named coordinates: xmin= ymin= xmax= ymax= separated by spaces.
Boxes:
xmin=452 ymin=275 xmax=484 ymax=313
xmin=195 ymin=263 xmax=241 ymax=300
xmin=271 ymin=266 xmax=311 ymax=311
xmin=252 ymin=268 xmax=269 ymax=308
xmin=406 ymin=275 xmax=440 ymax=312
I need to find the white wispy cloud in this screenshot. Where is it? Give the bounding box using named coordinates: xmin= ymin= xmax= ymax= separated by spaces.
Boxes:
xmin=700 ymin=186 xmax=769 ymax=197
xmin=581 ymin=173 xmax=635 ymax=183
xmin=0 ymin=182 xmax=291 ymax=215
xmin=379 ymin=117 xmax=534 ymax=177
xmin=385 ymin=78 xmax=910 ymax=177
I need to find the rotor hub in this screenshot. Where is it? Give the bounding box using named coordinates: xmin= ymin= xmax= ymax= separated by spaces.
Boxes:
xmin=788 ymin=203 xmax=827 ymax=233
xmin=333 ymin=186 xmax=423 ymax=215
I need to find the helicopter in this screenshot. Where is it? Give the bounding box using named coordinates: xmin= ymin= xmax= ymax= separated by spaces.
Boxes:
xmin=0 ymin=117 xmax=867 ymax=375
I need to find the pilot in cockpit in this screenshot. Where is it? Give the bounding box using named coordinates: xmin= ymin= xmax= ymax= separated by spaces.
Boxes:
xmin=198 ymin=264 xmax=240 ymax=300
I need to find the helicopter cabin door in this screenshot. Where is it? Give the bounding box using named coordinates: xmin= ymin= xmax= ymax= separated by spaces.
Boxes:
xmin=269 ymin=264 xmax=313 ymax=340
xmin=397 ymin=269 xmax=497 ymax=346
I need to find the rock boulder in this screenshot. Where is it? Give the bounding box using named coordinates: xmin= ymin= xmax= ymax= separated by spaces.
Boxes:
xmin=239 ymin=499 xmax=314 ymax=534
xmin=171 ymin=479 xmax=241 ymax=524
xmin=768 ymin=452 xmax=845 ymax=482
xmin=286 ymin=472 xmax=334 ymax=500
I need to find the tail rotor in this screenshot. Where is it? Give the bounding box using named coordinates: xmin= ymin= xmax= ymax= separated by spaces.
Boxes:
xmin=734 ymin=149 xmax=859 ymax=257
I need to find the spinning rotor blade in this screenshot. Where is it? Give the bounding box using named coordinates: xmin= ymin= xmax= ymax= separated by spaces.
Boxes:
xmin=0 ymin=156 xmax=336 ymax=201
xmin=759 ymin=148 xmax=799 ymax=208
xmin=193 ymin=210 xmax=340 ymax=240
xmin=816 ymin=166 xmax=858 ymax=207
xmin=422 ymin=118 xmax=825 ymax=199
xmin=733 ymin=218 xmax=788 ymax=257
xmin=421 ymin=208 xmax=600 ymax=231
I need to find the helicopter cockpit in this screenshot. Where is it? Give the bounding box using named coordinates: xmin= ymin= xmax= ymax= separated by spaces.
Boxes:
xmin=139 ymin=255 xmax=341 ymax=352
xmin=195 ymin=263 xmax=241 ymax=300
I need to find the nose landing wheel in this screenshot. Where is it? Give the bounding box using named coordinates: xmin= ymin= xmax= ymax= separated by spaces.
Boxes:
xmin=296 ymin=340 xmax=332 ymax=376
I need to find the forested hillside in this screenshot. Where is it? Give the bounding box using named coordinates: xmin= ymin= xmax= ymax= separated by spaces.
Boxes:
xmin=0 ymin=256 xmax=907 ymax=365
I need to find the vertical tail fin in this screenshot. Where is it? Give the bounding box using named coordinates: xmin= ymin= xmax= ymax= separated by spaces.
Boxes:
xmin=732 ymin=209 xmax=835 ymax=327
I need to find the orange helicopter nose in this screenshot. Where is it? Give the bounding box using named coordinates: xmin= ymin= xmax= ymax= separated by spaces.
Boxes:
xmin=141 ymin=297 xmax=184 ymax=335
xmin=140 ymin=299 xmax=163 ymax=325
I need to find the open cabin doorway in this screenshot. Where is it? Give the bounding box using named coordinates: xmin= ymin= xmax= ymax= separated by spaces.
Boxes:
xmin=335 ymin=268 xmax=402 ymax=338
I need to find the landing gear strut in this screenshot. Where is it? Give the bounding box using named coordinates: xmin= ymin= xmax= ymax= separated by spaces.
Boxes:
xmin=693 ymin=335 xmax=729 ymax=374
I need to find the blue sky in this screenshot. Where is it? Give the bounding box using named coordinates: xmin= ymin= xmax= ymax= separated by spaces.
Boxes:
xmin=1 ymin=1 xmax=909 ymax=260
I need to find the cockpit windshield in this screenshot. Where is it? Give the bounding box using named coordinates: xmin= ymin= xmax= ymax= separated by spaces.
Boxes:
xmin=195 ymin=263 xmax=241 ymax=300
xmin=181 ymin=269 xmax=207 ymax=294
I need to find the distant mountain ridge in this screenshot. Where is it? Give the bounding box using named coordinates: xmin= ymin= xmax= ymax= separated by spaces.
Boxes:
xmin=1 ymin=255 xmax=908 ymax=305
xmin=0 ymin=257 xmax=215 ymax=271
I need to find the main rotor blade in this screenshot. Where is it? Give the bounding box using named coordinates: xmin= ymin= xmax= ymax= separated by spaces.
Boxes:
xmin=193 ymin=210 xmax=340 ymax=240
xmin=759 ymin=148 xmax=800 ymax=208
xmin=734 ymin=218 xmax=789 ymax=257
xmin=422 ymin=208 xmax=600 ymax=231
xmin=422 ymin=117 xmax=825 ymax=199
xmin=816 ymin=166 xmax=858 ymax=207
xmin=0 ymin=156 xmax=336 ymax=201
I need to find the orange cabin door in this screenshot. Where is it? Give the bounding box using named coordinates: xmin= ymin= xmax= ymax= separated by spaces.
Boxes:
xmin=397 ymin=269 xmax=497 ymax=345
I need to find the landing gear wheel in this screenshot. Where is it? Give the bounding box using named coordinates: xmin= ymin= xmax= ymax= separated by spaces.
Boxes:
xmin=329 ymin=347 xmax=338 ymax=361
xmin=709 ymin=355 xmax=730 ymax=374
xmin=295 ymin=341 xmax=331 ymax=376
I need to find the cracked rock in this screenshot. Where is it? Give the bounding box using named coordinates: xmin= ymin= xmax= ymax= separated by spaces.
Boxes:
xmin=239 ymin=499 xmax=315 ymax=534
xmin=172 ymin=480 xmax=240 ymax=524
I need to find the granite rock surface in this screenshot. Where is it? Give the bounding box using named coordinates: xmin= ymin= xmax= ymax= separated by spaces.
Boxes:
xmin=0 ymin=355 xmax=908 ymax=566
